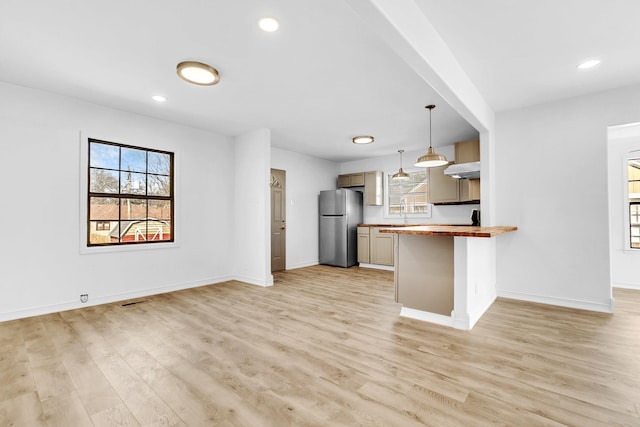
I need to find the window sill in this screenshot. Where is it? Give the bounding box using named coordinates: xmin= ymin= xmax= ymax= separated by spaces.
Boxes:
xmin=80 ymin=240 xmax=178 ymax=255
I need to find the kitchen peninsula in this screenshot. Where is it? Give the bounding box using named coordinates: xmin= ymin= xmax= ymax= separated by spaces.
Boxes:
xmin=380 ymin=225 xmax=517 ymax=330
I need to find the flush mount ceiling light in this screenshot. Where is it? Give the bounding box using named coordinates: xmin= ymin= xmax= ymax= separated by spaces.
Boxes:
xmin=176 ymin=61 xmax=220 ymax=86
xmin=392 ymin=149 xmax=411 ymax=181
xmin=259 ymin=17 xmax=279 ymax=32
xmin=578 ymin=59 xmax=601 ymax=69
xmin=152 ymin=95 xmax=166 ymax=103
xmin=415 ymin=104 xmax=448 ymax=168
xmin=352 ymin=135 xmax=374 ymax=144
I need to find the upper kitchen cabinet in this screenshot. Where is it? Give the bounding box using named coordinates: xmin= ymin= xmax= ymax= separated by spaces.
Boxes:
xmin=338 ymin=171 xmax=383 ymax=206
xmin=460 ymin=179 xmax=480 ymax=202
xmin=338 ymin=172 xmax=365 ymax=188
xmin=364 ymin=171 xmax=383 ymax=206
xmin=455 ymin=139 xmax=480 ymax=163
xmin=428 ymin=139 xmax=480 ymax=205
xmin=428 ymin=165 xmax=459 ymax=204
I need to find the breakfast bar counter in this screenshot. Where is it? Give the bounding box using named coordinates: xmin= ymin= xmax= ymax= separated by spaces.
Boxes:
xmin=380 ymin=225 xmax=517 ymax=238
xmin=379 ymin=225 xmax=517 ymax=330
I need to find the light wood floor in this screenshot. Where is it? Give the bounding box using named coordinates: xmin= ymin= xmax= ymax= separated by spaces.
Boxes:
xmin=1 ymin=265 xmax=639 ymax=426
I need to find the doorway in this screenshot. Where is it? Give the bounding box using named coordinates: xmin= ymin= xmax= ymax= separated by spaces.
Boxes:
xmin=270 ymin=169 xmax=286 ymax=272
xmin=607 ymin=123 xmax=640 ymax=289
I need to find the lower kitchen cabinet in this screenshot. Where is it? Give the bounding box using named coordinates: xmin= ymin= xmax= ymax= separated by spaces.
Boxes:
xmin=370 ymin=227 xmax=394 ymax=266
xmin=357 ymin=227 xmax=370 ymax=263
xmin=357 ymin=226 xmax=395 ymax=266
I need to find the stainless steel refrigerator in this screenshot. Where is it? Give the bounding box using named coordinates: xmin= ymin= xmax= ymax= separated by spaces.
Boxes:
xmin=319 ymin=189 xmax=363 ymax=267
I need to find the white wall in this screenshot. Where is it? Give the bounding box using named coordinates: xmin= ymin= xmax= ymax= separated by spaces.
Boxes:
xmin=233 ymin=129 xmax=273 ymax=286
xmin=495 ymin=84 xmax=640 ymax=312
xmin=340 ymin=146 xmax=479 ymax=225
xmin=271 ymin=147 xmax=339 ymax=269
xmin=608 ymin=122 xmax=640 ymax=289
xmin=0 ymin=82 xmax=235 ymax=321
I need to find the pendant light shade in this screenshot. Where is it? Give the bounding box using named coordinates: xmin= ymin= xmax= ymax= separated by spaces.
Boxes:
xmin=415 ymin=104 xmax=448 ymax=168
xmin=392 ymin=149 xmax=411 ymax=181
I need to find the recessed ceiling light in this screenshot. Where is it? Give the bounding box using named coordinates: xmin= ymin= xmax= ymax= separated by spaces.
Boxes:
xmin=152 ymin=95 xmax=166 ymax=103
xmin=352 ymin=135 xmax=374 ymax=144
xmin=259 ymin=17 xmax=279 ymax=32
xmin=176 ymin=61 xmax=220 ymax=86
xmin=578 ymin=59 xmax=601 ymax=70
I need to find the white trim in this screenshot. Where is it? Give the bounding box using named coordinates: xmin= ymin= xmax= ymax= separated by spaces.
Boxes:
xmin=497 ymin=289 xmax=615 ymax=313
xmin=358 ymin=263 xmax=395 ymax=271
xmin=623 ymin=151 xmax=640 ymax=251
xmin=79 ymin=131 xmax=182 ymax=254
xmin=399 ymin=307 xmax=454 ymax=327
xmin=0 ymin=275 xmax=233 ymax=323
xmin=612 ymin=282 xmax=640 ymax=290
xmin=454 ymin=290 xmax=496 ymax=330
xmin=234 ymin=275 xmax=274 ymax=287
xmin=285 ymin=260 xmax=320 ymax=270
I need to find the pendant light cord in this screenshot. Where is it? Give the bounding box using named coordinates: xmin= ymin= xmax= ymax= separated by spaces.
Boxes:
xmin=426 ymin=104 xmax=435 ymax=149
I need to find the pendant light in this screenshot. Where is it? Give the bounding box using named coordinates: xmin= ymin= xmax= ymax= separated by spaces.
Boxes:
xmin=392 ymin=149 xmax=411 ymax=181
xmin=415 ymin=104 xmax=448 ymax=168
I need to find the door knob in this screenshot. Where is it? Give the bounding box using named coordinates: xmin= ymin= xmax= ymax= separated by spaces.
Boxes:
xmin=281 ymin=226 xmax=286 ymax=230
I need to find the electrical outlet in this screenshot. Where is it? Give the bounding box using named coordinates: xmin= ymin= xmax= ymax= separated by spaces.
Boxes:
xmin=80 ymin=294 xmax=88 ymax=303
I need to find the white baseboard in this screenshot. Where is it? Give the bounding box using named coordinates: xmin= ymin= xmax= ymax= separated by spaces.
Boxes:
xmin=613 ymin=282 xmax=640 ymax=290
xmin=497 ymin=289 xmax=615 ymax=313
xmin=453 ymin=291 xmax=497 ymax=330
xmin=399 ymin=307 xmax=454 ymax=328
xmin=233 ymin=275 xmax=274 ymax=287
xmin=285 ymin=260 xmax=319 ymax=270
xmin=0 ymin=275 xmax=234 ymax=323
xmin=358 ymin=263 xmax=395 ymax=271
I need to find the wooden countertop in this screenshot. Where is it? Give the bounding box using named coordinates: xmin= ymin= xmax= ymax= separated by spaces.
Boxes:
xmin=358 ymin=223 xmax=466 ymax=227
xmin=378 ymin=225 xmax=517 ymax=238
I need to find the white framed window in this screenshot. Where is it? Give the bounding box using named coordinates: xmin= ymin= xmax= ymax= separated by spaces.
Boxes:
xmin=79 ymin=132 xmax=180 ymax=254
xmin=628 ymin=157 xmax=640 ymax=249
xmin=384 ymin=169 xmax=432 ymax=219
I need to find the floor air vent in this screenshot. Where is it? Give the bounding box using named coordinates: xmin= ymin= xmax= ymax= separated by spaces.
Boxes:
xmin=121 ymin=300 xmax=148 ymax=307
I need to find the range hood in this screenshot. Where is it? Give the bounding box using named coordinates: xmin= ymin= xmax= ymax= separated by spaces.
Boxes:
xmin=443 ymin=161 xmax=480 ymax=179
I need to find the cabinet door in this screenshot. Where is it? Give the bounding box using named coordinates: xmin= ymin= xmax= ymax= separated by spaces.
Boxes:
xmin=350 ymin=173 xmax=365 ymax=186
xmin=460 ymin=179 xmax=480 ymax=202
xmin=455 ymin=139 xmax=480 ymax=163
xmin=364 ymin=171 xmax=383 ymax=206
xmin=428 ymin=165 xmax=459 ymax=204
xmin=338 ymin=174 xmax=350 ymax=188
xmin=370 ymin=227 xmax=394 ymax=266
xmin=357 ymin=232 xmax=370 ymax=263
xmin=338 ymin=173 xmax=365 ymax=188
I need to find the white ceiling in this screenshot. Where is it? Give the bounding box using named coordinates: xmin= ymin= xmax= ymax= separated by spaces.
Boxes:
xmin=1 ymin=1 xmax=638 ymax=162
xmin=416 ymin=0 xmax=640 ymax=112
